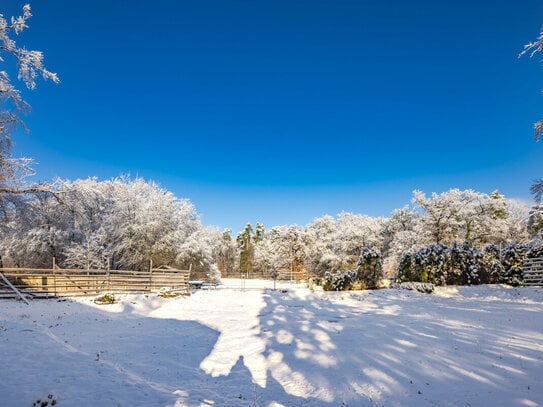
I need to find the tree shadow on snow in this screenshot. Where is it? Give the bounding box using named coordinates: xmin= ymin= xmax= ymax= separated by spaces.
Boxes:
xmin=255 ymin=287 xmax=543 ymax=406
xmin=1 ymin=297 xmax=325 ymax=407
xmin=3 ymin=286 xmax=542 ymax=407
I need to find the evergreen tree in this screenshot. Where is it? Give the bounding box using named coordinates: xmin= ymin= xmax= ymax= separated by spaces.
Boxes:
xmin=236 ymin=223 xmax=254 ymax=276
xmin=357 ymin=247 xmax=383 ymax=288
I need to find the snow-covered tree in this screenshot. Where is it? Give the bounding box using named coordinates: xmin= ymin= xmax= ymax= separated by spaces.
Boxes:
xmin=177 ymin=226 xmax=221 ymax=282
xmin=0 ymin=190 xmax=72 ymax=267
xmin=269 ymin=225 xmax=305 ymax=278
xmin=304 ymin=215 xmax=340 ymax=277
xmin=304 ymin=213 xmax=384 ymax=277
xmin=520 ymin=28 xmax=543 ymax=141
xmin=413 ymin=189 xmax=523 ymax=247
xmin=212 ymin=229 xmax=237 ymax=277
xmin=528 ymin=204 xmax=543 ymax=238
xmin=381 ymin=206 xmax=424 ymax=277
xmin=520 ymin=27 xmax=543 ymax=201
xmin=0 ymin=4 xmax=58 ymax=192
xmin=0 ymin=176 xmax=215 ymax=277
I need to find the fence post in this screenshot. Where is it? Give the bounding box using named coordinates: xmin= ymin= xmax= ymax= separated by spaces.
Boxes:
xmin=53 ymin=266 xmax=57 ymax=297
xmin=149 ymin=259 xmax=153 ymax=292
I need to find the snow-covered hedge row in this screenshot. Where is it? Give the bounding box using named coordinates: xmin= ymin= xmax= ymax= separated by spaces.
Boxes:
xmin=394 ymin=239 xmax=543 ymax=286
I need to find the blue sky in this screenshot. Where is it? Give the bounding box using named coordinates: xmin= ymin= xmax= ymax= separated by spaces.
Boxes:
xmin=5 ymin=0 xmax=543 ymax=231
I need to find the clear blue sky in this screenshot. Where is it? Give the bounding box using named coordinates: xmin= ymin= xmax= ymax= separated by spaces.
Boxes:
xmin=5 ymin=0 xmax=543 ymax=231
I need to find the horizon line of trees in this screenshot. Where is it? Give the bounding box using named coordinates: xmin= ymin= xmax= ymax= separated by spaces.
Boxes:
xmin=217 ymin=188 xmax=543 ymax=287
xmin=1 ymin=180 xmax=542 ymax=288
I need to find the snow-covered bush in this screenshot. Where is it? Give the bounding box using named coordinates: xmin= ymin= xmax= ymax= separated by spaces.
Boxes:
xmin=323 ymin=269 xmax=358 ymax=291
xmin=357 ymin=247 xmax=383 ymax=288
xmin=396 ymin=249 xmax=418 ymax=283
xmin=395 ymin=242 xmax=482 ymax=286
xmin=478 ymin=243 xmax=503 ymax=284
xmin=446 ymin=241 xmax=482 ymax=285
xmin=500 ymin=243 xmax=526 ymax=286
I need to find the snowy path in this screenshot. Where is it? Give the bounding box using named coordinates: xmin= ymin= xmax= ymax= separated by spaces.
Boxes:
xmin=1 ymin=281 xmax=542 ymax=406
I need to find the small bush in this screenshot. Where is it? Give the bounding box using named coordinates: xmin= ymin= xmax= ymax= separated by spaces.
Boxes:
xmin=94 ymin=294 xmax=116 ymax=304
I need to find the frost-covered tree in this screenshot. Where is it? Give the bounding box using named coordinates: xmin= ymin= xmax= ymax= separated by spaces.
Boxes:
xmin=213 ymin=229 xmax=237 ymax=277
xmin=413 ymin=189 xmax=523 ymax=247
xmin=304 ymin=215 xmax=341 ymax=277
xmin=0 ymin=4 xmax=58 ymax=191
xmin=101 ymin=177 xmax=199 ymax=271
xmin=253 ymin=228 xmax=274 ymax=277
xmin=269 ymin=225 xmax=305 ymax=278
xmin=528 ymin=204 xmax=543 ymax=238
xmin=520 ymin=28 xmax=543 ymax=141
xmin=412 ymin=190 xmax=463 ymax=244
xmin=381 ymin=206 xmax=424 ymax=277
xmin=0 ymin=177 xmax=216 ymax=278
xmin=0 ymin=189 xmax=73 ymax=267
xmin=520 ymin=27 xmax=543 ymax=201
xmin=177 ymin=226 xmax=221 ymax=282
xmin=304 ymin=213 xmax=384 ymax=277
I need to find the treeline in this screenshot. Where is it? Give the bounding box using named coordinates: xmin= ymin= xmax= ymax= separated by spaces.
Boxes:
xmin=0 ymin=177 xmax=222 ymax=281
xmin=1 ymin=180 xmax=542 ymax=287
xmin=219 ymin=189 xmax=543 ymax=287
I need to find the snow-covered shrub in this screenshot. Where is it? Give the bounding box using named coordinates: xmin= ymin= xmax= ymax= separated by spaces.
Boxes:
xmin=395 ymin=242 xmax=482 ymax=286
xmin=389 ymin=281 xmax=434 ymax=293
xmin=526 ymin=238 xmax=543 ymax=258
xmin=395 ymin=249 xmax=418 ymax=282
xmin=323 ymin=269 xmax=358 ymax=291
xmin=446 ymin=241 xmax=482 ymax=285
xmin=500 ymin=243 xmax=526 ymax=286
xmin=420 ymin=243 xmax=448 ymax=285
xmin=478 ymin=244 xmax=503 ymax=284
xmin=500 ymin=239 xmax=543 ymax=286
xmin=357 ymin=247 xmax=383 ymax=288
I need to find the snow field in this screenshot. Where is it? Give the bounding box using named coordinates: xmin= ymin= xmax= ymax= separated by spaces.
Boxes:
xmin=1 ymin=280 xmax=542 ymax=406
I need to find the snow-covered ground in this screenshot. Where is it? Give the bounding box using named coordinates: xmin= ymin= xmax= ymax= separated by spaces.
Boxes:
xmin=1 ymin=280 xmax=542 ymax=406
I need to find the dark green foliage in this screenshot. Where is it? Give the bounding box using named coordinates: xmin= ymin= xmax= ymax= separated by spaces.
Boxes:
xmin=395 ymin=242 xmax=482 ymax=286
xmin=322 ymin=247 xmax=384 ymax=290
xmin=323 ymin=269 xmax=358 ymax=291
xmin=395 ymin=239 xmax=543 ymax=286
xmin=396 ymin=249 xmax=417 ymax=283
xmin=478 ymin=244 xmax=503 ymax=284
xmin=357 ymin=247 xmax=383 ymax=288
xmin=500 ymin=243 xmax=526 ymax=286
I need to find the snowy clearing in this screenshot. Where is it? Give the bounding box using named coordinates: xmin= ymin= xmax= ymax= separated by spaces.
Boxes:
xmin=1 ymin=280 xmax=542 ymax=406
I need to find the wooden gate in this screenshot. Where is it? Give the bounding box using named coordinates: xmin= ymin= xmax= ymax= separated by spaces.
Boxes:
xmin=523 ymin=257 xmax=543 ymax=286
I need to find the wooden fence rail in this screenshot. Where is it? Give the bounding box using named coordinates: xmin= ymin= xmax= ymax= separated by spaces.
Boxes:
xmin=523 ymin=257 xmax=543 ymax=287
xmin=0 ymin=267 xmax=191 ymax=299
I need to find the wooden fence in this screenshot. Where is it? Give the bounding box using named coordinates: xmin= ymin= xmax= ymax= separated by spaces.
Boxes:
xmin=0 ymin=267 xmax=191 ymax=299
xmin=222 ymin=269 xmax=311 ymax=282
xmin=523 ymin=257 xmax=543 ymax=286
